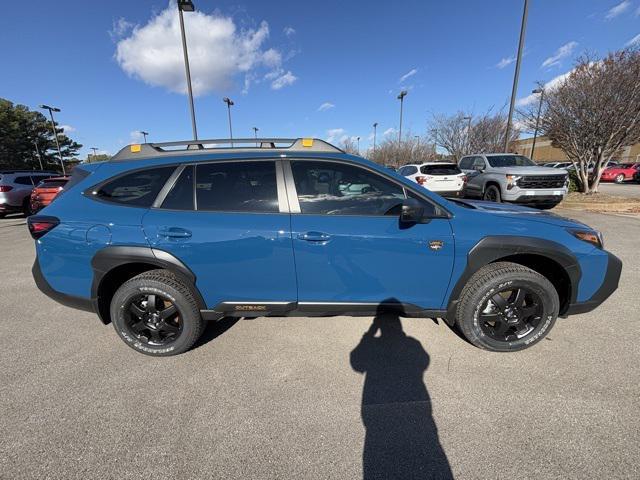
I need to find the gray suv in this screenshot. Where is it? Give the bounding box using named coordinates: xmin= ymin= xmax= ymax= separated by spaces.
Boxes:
xmin=459 ymin=154 xmax=568 ymax=209
xmin=0 ymin=170 xmax=58 ymax=217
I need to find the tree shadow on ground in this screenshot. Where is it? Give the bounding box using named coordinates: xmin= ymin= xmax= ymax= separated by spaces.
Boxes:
xmin=350 ymin=301 xmax=453 ymax=479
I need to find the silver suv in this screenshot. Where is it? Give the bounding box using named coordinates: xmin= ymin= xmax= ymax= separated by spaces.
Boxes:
xmin=459 ymin=154 xmax=568 ymax=209
xmin=0 ymin=170 xmax=58 ymax=217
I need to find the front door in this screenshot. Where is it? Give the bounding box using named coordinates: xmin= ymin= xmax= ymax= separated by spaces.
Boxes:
xmin=285 ymin=160 xmax=455 ymax=310
xmin=142 ymin=160 xmax=297 ymax=309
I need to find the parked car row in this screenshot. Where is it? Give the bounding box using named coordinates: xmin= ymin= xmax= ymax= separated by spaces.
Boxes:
xmin=399 ymin=153 xmax=569 ymax=210
xmin=0 ymin=170 xmax=68 ymax=217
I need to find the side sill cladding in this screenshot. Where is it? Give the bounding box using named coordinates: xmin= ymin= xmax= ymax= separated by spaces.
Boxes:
xmin=90 ymin=246 xmax=206 ymax=323
xmin=445 ymin=236 xmax=582 ymax=323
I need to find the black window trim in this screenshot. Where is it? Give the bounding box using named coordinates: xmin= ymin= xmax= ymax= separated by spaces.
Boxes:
xmin=282 ymin=158 xmax=451 ymax=219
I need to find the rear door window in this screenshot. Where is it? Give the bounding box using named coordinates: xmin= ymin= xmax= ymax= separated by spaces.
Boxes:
xmin=94 ymin=167 xmax=175 ymax=207
xmin=420 ymin=164 xmax=461 ymax=175
xmin=195 ymin=161 xmax=279 ymax=213
xmin=14 ymin=176 xmax=33 ymax=185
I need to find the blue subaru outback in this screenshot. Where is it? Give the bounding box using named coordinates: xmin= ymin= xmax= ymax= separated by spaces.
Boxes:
xmin=28 ymin=138 xmax=621 ymax=356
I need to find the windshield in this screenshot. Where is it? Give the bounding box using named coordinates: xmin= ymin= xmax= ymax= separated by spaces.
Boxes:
xmin=486 ymin=155 xmax=536 ymax=168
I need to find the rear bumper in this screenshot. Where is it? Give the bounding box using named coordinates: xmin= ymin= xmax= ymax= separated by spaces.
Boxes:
xmin=32 ymin=258 xmax=95 ymax=313
xmin=565 ymin=252 xmax=622 ymax=316
xmin=433 ymin=190 xmax=464 ymax=198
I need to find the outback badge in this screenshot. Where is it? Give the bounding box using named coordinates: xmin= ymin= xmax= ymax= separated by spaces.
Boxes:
xmin=429 ymin=240 xmax=444 ymax=251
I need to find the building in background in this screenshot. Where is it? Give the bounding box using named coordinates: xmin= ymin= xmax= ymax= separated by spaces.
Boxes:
xmin=513 ymin=136 xmax=640 ymax=164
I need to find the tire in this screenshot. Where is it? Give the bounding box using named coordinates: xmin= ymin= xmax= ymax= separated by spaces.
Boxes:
xmin=22 ymin=198 xmax=33 ymax=217
xmin=455 ymin=262 xmax=559 ymax=352
xmin=615 ymin=174 xmax=625 ymax=184
xmin=483 ymin=184 xmax=502 ymax=203
xmin=110 ymin=269 xmax=205 ymax=356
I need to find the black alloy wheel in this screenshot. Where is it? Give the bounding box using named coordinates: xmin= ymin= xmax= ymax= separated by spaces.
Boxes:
xmin=477 ymin=286 xmax=543 ymax=343
xmin=124 ymin=293 xmax=183 ymax=346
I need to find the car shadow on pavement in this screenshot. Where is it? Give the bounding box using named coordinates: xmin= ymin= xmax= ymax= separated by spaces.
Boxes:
xmin=350 ymin=301 xmax=453 ymax=480
xmin=193 ymin=316 xmax=240 ymax=350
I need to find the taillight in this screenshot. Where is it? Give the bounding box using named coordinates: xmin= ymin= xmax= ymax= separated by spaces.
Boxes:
xmin=27 ymin=216 xmax=59 ymax=239
xmin=416 ymin=176 xmax=427 ymax=185
xmin=0 ymin=185 xmax=13 ymax=192
xmin=461 ymin=174 xmax=468 ymax=183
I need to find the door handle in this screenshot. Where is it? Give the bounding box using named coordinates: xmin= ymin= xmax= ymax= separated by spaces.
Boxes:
xmin=298 ymin=231 xmax=331 ymax=242
xmin=158 ymin=227 xmax=192 ymax=239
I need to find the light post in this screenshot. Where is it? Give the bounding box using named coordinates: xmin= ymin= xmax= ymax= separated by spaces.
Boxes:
xmin=253 ymin=127 xmax=259 ymax=146
xmin=33 ymin=141 xmax=43 ymax=170
xmin=357 ymin=136 xmax=360 ymax=155
xmin=177 ymin=0 xmax=198 ymax=140
xmin=463 ymin=116 xmax=472 ymax=154
xmin=223 ymin=97 xmax=234 ymax=146
xmin=372 ymin=122 xmax=378 ymax=155
xmin=397 ymin=90 xmax=407 ymax=145
xmin=39 ymin=104 xmax=65 ymax=175
xmin=140 ymin=131 xmax=149 ymax=143
xmin=530 ymin=88 xmax=544 ymax=160
xmin=90 ymin=147 xmax=98 ymax=163
xmin=504 ymin=0 xmax=529 ymax=152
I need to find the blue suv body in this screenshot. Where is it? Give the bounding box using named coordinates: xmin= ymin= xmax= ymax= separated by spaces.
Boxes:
xmin=29 ymin=138 xmax=621 ymax=355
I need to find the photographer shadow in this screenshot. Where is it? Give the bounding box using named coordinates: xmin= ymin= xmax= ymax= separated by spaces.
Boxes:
xmin=350 ymin=302 xmax=453 ymax=479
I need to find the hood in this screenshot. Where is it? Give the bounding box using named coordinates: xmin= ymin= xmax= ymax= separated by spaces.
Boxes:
xmin=451 ymin=199 xmax=589 ymax=229
xmin=490 ymin=166 xmax=567 ymax=176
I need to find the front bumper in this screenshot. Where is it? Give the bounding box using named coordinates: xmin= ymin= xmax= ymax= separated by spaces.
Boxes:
xmin=565 ymin=252 xmax=622 ymax=316
xmin=509 ymin=194 xmax=565 ymax=205
xmin=32 ymin=258 xmax=95 ymax=313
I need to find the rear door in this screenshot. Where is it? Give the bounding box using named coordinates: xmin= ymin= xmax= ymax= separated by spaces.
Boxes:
xmin=142 ymin=159 xmax=297 ymax=310
xmin=285 ymin=159 xmax=454 ymax=310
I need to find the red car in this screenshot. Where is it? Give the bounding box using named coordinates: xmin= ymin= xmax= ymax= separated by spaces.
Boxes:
xmin=30 ymin=176 xmax=69 ymax=212
xmin=600 ymin=163 xmax=640 ymax=183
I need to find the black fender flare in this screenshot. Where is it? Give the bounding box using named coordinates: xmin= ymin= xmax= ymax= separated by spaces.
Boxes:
xmin=445 ymin=236 xmax=581 ymax=322
xmin=91 ymin=246 xmax=206 ymax=323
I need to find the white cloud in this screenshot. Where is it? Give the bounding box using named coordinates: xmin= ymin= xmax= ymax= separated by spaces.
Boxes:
xmin=496 ymin=56 xmax=515 ymax=69
xmin=283 ymin=26 xmax=296 ymax=37
xmin=130 ymin=131 xmax=144 ymax=142
xmin=270 ymin=70 xmax=297 ymax=90
xmin=60 ymin=125 xmax=76 ymax=133
xmin=541 ymin=41 xmax=578 ymax=69
xmin=516 ymin=70 xmax=573 ymax=106
xmin=114 ymin=3 xmax=294 ymax=96
xmin=109 ymin=17 xmax=134 ymax=40
xmin=605 ymin=0 xmax=630 ymax=20
xmin=317 ymin=102 xmax=335 ymax=112
xmin=326 ymin=128 xmax=347 ymax=144
xmin=398 ymin=68 xmax=417 ymax=83
xmin=383 ymin=127 xmax=396 ymax=137
xmin=625 ymin=33 xmax=640 ymax=47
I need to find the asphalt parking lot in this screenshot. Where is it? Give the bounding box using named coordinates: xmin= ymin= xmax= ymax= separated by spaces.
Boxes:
xmin=0 ymin=209 xmax=638 ymax=479
xmin=597 ymin=182 xmax=640 ymax=198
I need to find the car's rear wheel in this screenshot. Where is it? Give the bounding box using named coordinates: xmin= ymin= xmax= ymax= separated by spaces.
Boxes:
xmin=110 ymin=270 xmax=205 ymax=356
xmin=455 ymin=262 xmax=559 ymax=352
xmin=615 ymin=174 xmax=625 ymax=184
xmin=483 ymin=185 xmax=502 ymax=203
xmin=22 ymin=198 xmax=33 ymax=216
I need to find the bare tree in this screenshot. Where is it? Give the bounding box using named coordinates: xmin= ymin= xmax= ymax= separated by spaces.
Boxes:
xmin=367 ymin=133 xmax=439 ymax=167
xmin=519 ymin=49 xmax=640 ymax=193
xmin=340 ymin=137 xmax=359 ymax=155
xmin=428 ymin=109 xmax=519 ymax=160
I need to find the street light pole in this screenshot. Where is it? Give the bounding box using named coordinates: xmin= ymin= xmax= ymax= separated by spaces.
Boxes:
xmin=39 ymin=104 xmax=65 ymax=175
xmin=177 ymin=0 xmax=198 ymax=140
xmin=33 ymin=141 xmax=43 ymax=170
xmin=253 ymin=127 xmax=259 ymax=146
xmin=223 ymin=97 xmax=234 ymax=146
xmin=397 ymin=90 xmax=407 ymax=145
xmin=373 ymin=122 xmax=378 ymax=155
xmin=504 ymin=0 xmax=529 ymax=152
xmin=140 ymin=131 xmax=149 ymax=143
xmin=530 ymin=88 xmax=544 ymax=160
xmin=357 ymin=136 xmax=360 ymax=155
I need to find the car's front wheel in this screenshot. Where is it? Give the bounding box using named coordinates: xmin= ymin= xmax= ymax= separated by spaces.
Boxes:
xmin=110 ymin=270 xmax=205 ymax=356
xmin=455 ymin=262 xmax=559 ymax=352
xmin=483 ymin=184 xmax=502 ymax=203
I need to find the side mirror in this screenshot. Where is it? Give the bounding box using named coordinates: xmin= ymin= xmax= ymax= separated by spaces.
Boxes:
xmin=400 ymin=198 xmax=425 ymax=223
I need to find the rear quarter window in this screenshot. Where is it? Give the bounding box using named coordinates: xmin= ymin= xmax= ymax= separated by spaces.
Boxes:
xmin=93 ymin=166 xmax=175 ymax=207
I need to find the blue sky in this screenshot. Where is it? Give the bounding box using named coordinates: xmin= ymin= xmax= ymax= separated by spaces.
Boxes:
xmin=2 ymin=0 xmax=639 ymax=157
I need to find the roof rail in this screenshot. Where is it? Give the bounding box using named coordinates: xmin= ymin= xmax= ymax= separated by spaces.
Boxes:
xmin=110 ymin=137 xmax=344 ymax=161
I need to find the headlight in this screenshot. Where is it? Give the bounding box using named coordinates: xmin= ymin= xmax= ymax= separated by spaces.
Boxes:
xmin=506 ymin=174 xmax=521 ymax=190
xmin=568 ymin=229 xmax=604 ymax=249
